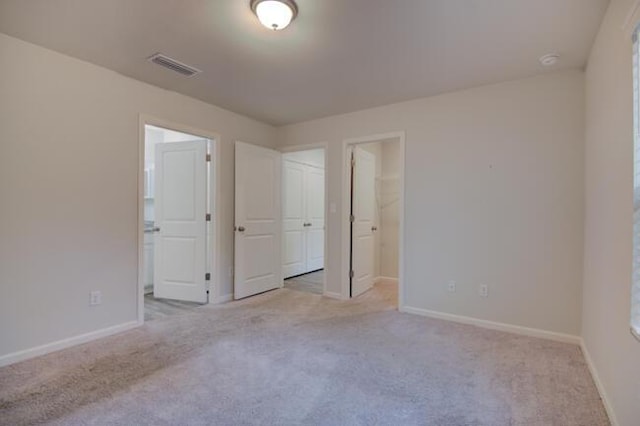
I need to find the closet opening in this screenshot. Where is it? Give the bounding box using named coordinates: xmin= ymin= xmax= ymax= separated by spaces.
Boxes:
xmin=342 ymin=132 xmax=405 ymax=309
xmin=281 ymin=147 xmax=327 ymax=295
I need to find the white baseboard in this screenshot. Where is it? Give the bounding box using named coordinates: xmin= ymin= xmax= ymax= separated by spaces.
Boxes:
xmin=580 ymin=339 xmax=618 ymax=426
xmin=323 ymin=291 xmax=343 ymax=300
xmin=400 ymin=305 xmax=581 ymax=344
xmin=0 ymin=320 xmax=141 ymax=368
xmin=212 ymin=293 xmax=233 ymax=304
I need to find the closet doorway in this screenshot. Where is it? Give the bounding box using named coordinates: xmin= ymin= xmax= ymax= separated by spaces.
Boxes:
xmin=342 ymin=132 xmax=405 ymax=307
xmin=281 ymin=147 xmax=327 ymax=295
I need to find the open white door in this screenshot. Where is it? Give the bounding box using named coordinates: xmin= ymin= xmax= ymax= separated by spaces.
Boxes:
xmin=282 ymin=160 xmax=307 ymax=278
xmin=234 ymin=142 xmax=282 ymax=299
xmin=154 ymin=140 xmax=209 ymax=303
xmin=305 ymin=166 xmax=325 ymax=271
xmin=351 ymin=146 xmax=376 ymax=297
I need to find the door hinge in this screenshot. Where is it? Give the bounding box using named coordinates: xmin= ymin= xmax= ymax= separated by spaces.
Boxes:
xmin=206 ymin=154 xmax=211 ymax=162
xmin=350 ymin=214 xmax=355 ymax=222
xmin=350 ymin=270 xmax=355 ymax=279
xmin=205 ymin=273 xmax=211 ymax=281
xmin=206 ymin=213 xmax=211 ymax=221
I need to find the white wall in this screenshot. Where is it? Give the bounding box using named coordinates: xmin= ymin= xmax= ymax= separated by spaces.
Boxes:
xmin=582 ymin=1 xmax=640 ymax=425
xmin=0 ymin=33 xmax=276 ymax=361
xmin=278 ymin=69 xmax=585 ymax=336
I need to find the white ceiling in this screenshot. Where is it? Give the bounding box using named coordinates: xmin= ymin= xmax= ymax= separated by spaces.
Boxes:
xmin=0 ymin=0 xmax=608 ymax=125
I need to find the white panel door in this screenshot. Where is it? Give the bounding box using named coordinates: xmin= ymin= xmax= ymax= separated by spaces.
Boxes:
xmin=282 ymin=160 xmax=306 ymax=279
xmin=305 ymin=166 xmax=325 ymax=271
xmin=154 ymin=140 xmax=208 ymax=303
xmin=235 ymin=142 xmax=282 ymax=299
xmin=351 ymin=147 xmax=376 ymax=297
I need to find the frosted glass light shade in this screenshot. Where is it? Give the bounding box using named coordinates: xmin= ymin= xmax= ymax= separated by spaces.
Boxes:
xmin=251 ymin=0 xmax=297 ymax=31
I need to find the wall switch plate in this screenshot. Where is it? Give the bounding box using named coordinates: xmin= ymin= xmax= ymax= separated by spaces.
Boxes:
xmin=479 ymin=284 xmax=489 ymax=298
xmin=90 ymin=291 xmax=102 ymax=306
xmin=447 ymin=280 xmax=456 ymax=293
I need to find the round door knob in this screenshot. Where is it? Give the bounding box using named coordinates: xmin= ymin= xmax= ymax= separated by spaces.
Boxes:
xmin=238 ymin=226 xmax=246 ymax=232
xmin=371 ymin=226 xmax=378 ymax=232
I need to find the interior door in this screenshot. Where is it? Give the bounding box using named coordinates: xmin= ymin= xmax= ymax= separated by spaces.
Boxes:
xmin=305 ymin=166 xmax=325 ymax=271
xmin=351 ymin=146 xmax=376 ymax=297
xmin=154 ymin=140 xmax=209 ymax=303
xmin=282 ymin=160 xmax=307 ymax=279
xmin=235 ymin=141 xmax=282 ymax=299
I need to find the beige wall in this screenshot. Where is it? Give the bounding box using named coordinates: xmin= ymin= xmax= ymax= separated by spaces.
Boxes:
xmin=279 ymin=69 xmax=586 ymax=336
xmin=583 ymin=1 xmax=640 ymax=425
xmin=0 ymin=33 xmax=276 ymax=360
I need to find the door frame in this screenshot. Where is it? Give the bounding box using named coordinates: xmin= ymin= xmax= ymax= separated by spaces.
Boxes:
xmin=341 ymin=132 xmax=406 ymax=310
xmin=137 ymin=114 xmax=221 ymax=324
xmin=279 ymin=143 xmax=329 ymax=296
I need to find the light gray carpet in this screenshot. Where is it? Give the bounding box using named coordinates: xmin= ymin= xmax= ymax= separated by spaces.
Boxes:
xmin=284 ymin=269 xmax=324 ymax=294
xmin=0 ymin=282 xmax=608 ymax=425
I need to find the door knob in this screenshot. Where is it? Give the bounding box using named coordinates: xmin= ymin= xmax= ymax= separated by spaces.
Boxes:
xmin=371 ymin=226 xmax=378 ymax=232
xmin=152 ymin=226 xmax=161 ymax=233
xmin=237 ymin=226 xmax=246 ymax=232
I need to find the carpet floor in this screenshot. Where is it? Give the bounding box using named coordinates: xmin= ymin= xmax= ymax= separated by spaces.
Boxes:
xmin=0 ymin=282 xmax=608 ymax=425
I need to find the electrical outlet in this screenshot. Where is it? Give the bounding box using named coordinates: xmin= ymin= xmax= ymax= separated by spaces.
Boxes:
xmin=447 ymin=280 xmax=456 ymax=293
xmin=479 ymin=284 xmax=489 ymax=298
xmin=90 ymin=291 xmax=102 ymax=306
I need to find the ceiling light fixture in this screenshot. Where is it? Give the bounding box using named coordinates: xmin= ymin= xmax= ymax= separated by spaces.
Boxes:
xmin=250 ymin=0 xmax=298 ymax=31
xmin=539 ymin=53 xmax=560 ymax=67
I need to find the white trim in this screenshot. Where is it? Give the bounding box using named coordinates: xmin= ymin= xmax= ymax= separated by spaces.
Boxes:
xmin=212 ymin=293 xmax=233 ymax=304
xmin=278 ymin=142 xmax=329 ymax=298
xmin=580 ymin=340 xmax=619 ymax=426
xmin=401 ymin=305 xmax=581 ymax=344
xmin=0 ymin=321 xmax=140 ymax=367
xmin=342 ymin=132 xmax=406 ymax=309
xmin=138 ymin=115 xmax=222 ymax=320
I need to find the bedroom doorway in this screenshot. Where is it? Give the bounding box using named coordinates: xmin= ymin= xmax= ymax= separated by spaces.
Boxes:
xmin=138 ymin=117 xmax=220 ymax=323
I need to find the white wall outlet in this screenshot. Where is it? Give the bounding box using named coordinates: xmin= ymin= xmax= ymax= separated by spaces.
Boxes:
xmin=447 ymin=280 xmax=456 ymax=293
xmin=479 ymin=284 xmax=489 ymax=298
xmin=90 ymin=290 xmax=102 ymax=306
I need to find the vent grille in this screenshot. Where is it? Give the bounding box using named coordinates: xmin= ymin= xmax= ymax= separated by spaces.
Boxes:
xmin=147 ymin=53 xmax=202 ymax=77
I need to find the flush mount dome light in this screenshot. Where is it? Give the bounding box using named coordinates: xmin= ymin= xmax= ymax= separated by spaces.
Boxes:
xmin=539 ymin=53 xmax=560 ymax=67
xmin=251 ymin=0 xmax=298 ymax=31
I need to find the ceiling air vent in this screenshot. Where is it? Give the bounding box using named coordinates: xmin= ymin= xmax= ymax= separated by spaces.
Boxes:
xmin=147 ymin=53 xmax=202 ymax=77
